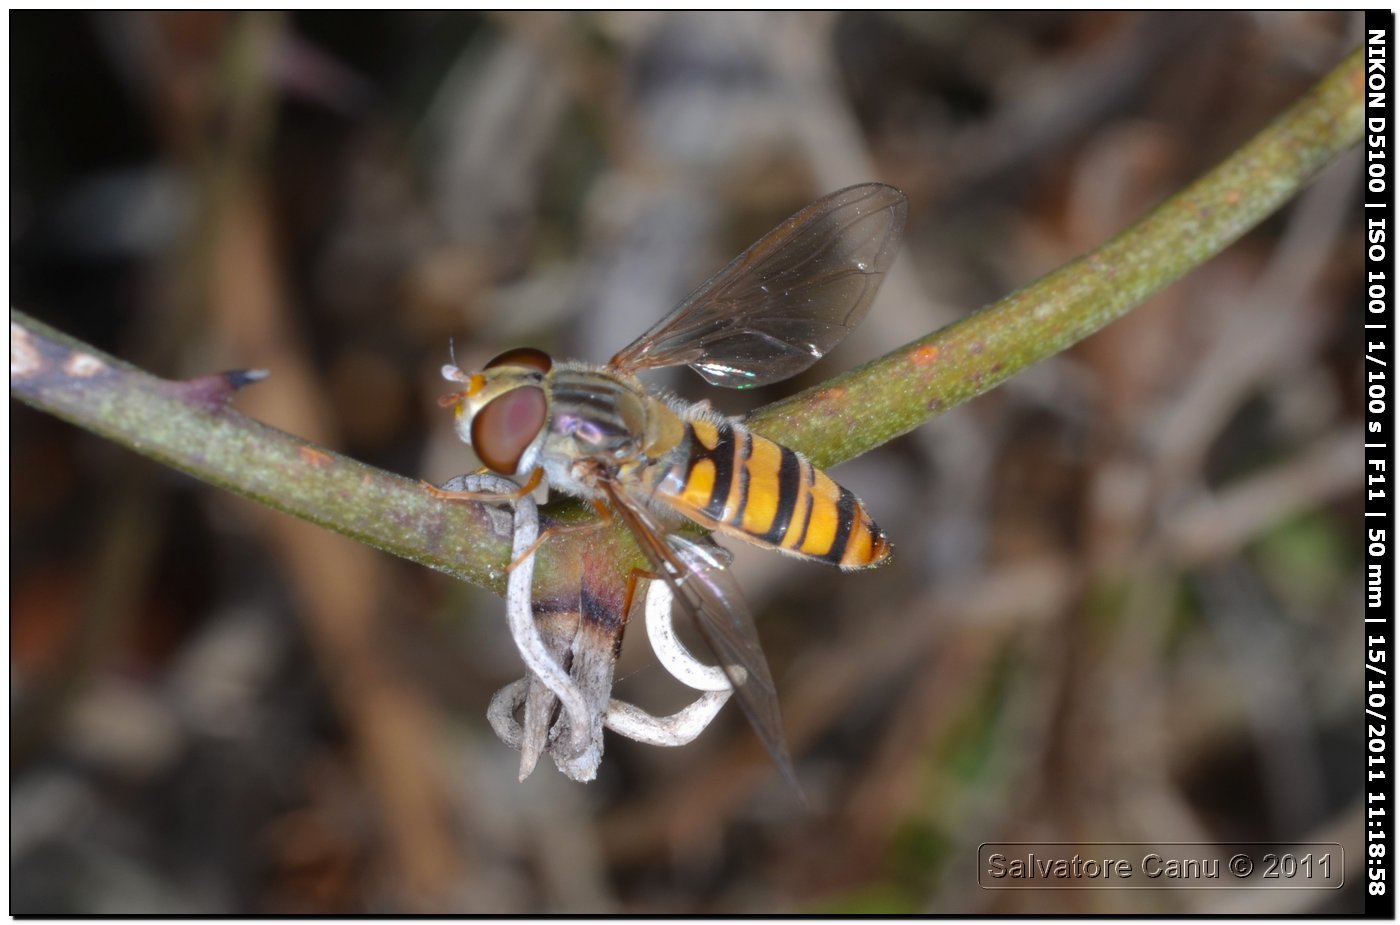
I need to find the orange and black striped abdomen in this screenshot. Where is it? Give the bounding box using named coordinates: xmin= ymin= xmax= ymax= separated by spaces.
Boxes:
xmin=658 ymin=418 xmax=890 ymax=569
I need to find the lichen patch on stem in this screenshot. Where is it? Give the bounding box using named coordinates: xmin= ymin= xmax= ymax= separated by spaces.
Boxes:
xmin=10 ymin=323 xmax=42 ymax=378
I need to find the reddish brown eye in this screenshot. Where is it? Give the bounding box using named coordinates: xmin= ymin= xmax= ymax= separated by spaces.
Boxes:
xmin=484 ymin=347 xmax=553 ymax=373
xmin=472 ymin=386 xmax=547 ymax=474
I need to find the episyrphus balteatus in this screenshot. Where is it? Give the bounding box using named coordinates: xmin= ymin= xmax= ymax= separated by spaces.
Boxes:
xmin=436 ymin=182 xmax=907 ymax=787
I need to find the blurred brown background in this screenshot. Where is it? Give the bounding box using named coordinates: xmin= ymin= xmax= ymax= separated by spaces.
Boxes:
xmin=10 ymin=11 xmax=1365 ymax=914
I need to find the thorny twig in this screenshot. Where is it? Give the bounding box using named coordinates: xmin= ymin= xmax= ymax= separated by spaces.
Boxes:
xmin=8 ymin=48 xmax=1365 ymax=602
xmin=8 ymin=46 xmax=1365 ymax=784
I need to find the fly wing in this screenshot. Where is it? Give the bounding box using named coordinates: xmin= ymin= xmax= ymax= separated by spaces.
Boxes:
xmin=609 ymin=183 xmax=907 ymax=389
xmin=599 ymin=481 xmax=802 ymax=796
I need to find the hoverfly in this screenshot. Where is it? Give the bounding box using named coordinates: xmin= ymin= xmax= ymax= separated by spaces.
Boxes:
xmin=438 ymin=182 xmax=906 ymax=787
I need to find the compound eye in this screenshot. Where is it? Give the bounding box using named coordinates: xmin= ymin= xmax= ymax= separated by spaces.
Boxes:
xmin=484 ymin=347 xmax=552 ymax=374
xmin=471 ymin=386 xmax=547 ymax=474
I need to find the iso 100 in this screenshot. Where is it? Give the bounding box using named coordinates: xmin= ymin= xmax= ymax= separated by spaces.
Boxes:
xmin=1261 ymin=852 xmax=1333 ymax=879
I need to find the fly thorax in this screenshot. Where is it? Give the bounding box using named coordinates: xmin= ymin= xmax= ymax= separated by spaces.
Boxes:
xmin=544 ymin=371 xmax=649 ymax=465
xmin=547 ymin=411 xmax=640 ymax=462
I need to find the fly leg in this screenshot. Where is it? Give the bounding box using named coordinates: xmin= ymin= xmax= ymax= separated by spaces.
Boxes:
xmin=505 ymin=499 xmax=612 ymax=574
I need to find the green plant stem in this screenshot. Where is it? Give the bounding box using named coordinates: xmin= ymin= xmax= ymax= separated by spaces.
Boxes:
xmin=10 ymin=311 xmax=519 ymax=593
xmin=749 ymin=46 xmax=1364 ymax=468
xmin=9 ymin=47 xmax=1363 ymax=597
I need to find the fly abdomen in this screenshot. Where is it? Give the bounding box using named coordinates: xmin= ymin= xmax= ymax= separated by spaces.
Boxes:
xmin=666 ymin=417 xmax=890 ymax=570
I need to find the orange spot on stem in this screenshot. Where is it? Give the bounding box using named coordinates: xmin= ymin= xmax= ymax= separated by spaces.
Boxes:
xmin=299 ymin=446 xmax=333 ymax=468
xmin=911 ymin=344 xmax=940 ymax=365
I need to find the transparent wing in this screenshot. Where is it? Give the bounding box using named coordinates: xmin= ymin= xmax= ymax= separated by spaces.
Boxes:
xmin=599 ymin=481 xmax=802 ymax=795
xmin=609 ymin=182 xmax=908 ymax=389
